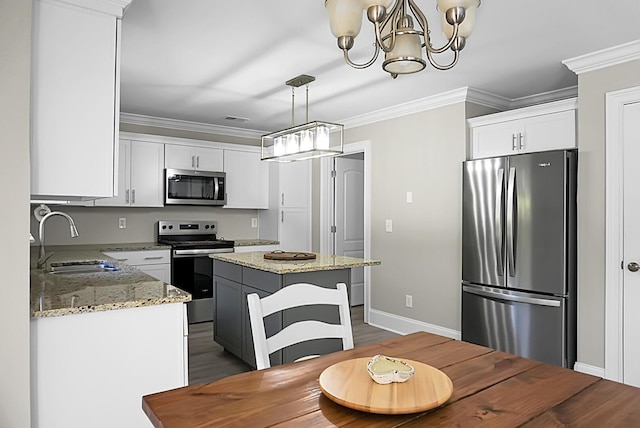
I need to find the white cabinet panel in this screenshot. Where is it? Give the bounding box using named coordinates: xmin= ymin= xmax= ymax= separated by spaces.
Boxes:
xmin=31 ymin=0 xmax=123 ymax=199
xmin=469 ymin=99 xmax=576 ymax=159
xmin=32 ymin=303 xmax=186 ymax=428
xmin=280 ymin=160 xmax=311 ymax=208
xmin=137 ymin=264 xmax=171 ymax=283
xmin=95 ymin=140 xmax=164 ymax=207
xmin=165 ymin=144 xmax=223 ymax=171
xmin=279 ymin=208 xmax=311 ymax=252
xmin=223 ymin=149 xmax=269 ymax=209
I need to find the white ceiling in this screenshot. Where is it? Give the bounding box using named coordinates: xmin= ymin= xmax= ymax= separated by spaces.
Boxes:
xmin=119 ymin=0 xmax=640 ymax=134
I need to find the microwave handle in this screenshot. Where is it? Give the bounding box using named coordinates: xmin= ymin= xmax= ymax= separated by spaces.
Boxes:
xmin=214 ymin=177 xmax=220 ymax=200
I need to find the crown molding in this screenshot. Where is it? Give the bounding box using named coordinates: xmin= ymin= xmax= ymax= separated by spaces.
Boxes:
xmin=563 ymin=39 xmax=640 ymax=75
xmin=122 ymin=87 xmax=578 ymax=136
xmin=119 ymin=112 xmax=266 ymax=139
xmin=48 ymin=0 xmax=133 ymax=17
xmin=340 ymin=86 xmax=577 ymax=129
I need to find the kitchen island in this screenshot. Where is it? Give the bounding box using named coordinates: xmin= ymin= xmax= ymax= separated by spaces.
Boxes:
xmin=30 ymin=245 xmax=190 ymax=428
xmin=210 ymin=251 xmax=380 ymax=368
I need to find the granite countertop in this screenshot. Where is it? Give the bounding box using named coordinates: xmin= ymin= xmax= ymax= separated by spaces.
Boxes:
xmin=211 ymin=251 xmax=381 ymax=274
xmin=30 ymin=246 xmax=190 ymax=318
xmin=233 ymin=239 xmax=279 ymax=247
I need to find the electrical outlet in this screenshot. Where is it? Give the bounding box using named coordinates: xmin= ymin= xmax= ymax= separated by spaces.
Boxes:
xmin=251 ymin=218 xmax=258 ymax=228
xmin=405 ymin=294 xmax=413 ymax=308
xmin=118 ymin=217 xmax=126 ymax=229
xmin=406 ymin=191 xmax=413 ymax=203
xmin=385 ymin=219 xmax=393 ymax=232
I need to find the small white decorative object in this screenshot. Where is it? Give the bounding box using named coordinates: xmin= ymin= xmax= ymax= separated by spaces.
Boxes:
xmin=367 ymin=355 xmax=415 ymax=385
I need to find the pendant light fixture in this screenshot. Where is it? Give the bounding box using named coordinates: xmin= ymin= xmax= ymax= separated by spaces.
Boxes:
xmin=324 ymin=0 xmax=480 ymax=78
xmin=261 ymin=75 xmax=343 ymax=162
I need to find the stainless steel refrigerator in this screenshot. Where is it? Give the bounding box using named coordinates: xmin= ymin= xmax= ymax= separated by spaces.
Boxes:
xmin=461 ymin=149 xmax=577 ymax=368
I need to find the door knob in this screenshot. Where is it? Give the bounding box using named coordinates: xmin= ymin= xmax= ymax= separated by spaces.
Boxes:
xmin=628 ymin=262 xmax=640 ymax=272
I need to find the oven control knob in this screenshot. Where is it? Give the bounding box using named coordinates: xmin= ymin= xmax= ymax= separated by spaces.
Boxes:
xmin=210 ymin=224 xmax=215 ymax=229
xmin=168 ymin=225 xmax=173 ymax=229
xmin=205 ymin=225 xmax=209 ymax=229
xmin=162 ymin=225 xmax=166 ymax=229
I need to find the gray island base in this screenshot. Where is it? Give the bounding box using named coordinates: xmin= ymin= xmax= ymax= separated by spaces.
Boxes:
xmin=211 ymin=252 xmax=381 ymax=368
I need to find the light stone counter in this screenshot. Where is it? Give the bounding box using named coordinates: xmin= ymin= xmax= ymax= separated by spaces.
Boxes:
xmin=30 ymin=246 xmax=189 ymax=318
xmin=233 ymin=239 xmax=279 ymax=247
xmin=210 ymin=251 xmax=381 ymax=275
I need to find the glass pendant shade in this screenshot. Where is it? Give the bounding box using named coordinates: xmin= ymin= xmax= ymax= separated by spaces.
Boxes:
xmin=440 ymin=0 xmax=478 ymax=38
xmin=382 ymin=28 xmax=425 ymax=74
xmin=262 ymin=121 xmax=343 ymax=162
xmin=361 ymin=0 xmax=394 ymax=8
xmin=325 ymin=0 xmax=363 ymax=38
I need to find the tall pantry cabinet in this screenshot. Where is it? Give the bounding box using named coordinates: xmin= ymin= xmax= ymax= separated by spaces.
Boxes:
xmin=30 ymin=0 xmax=131 ymax=200
xmin=259 ymin=160 xmax=312 ymax=252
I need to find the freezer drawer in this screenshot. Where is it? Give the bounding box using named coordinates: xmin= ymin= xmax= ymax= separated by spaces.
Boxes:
xmin=462 ymin=284 xmax=567 ymax=367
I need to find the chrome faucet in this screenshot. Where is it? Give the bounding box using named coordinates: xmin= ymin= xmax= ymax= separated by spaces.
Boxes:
xmin=38 ymin=211 xmax=79 ymax=269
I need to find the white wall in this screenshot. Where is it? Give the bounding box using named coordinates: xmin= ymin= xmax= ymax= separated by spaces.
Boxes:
xmin=342 ymin=102 xmax=492 ymax=330
xmin=576 ymin=59 xmax=640 ymax=368
xmin=0 ymin=0 xmax=32 ymax=426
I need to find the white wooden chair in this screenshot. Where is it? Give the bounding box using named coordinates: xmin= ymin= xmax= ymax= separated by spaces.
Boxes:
xmin=246 ymin=282 xmax=354 ymax=370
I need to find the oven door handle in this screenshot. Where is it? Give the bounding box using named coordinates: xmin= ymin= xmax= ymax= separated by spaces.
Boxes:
xmin=173 ymin=248 xmax=233 ymax=258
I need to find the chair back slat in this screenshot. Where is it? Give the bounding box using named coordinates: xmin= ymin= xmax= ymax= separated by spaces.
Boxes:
xmin=247 ymin=282 xmax=353 ymax=370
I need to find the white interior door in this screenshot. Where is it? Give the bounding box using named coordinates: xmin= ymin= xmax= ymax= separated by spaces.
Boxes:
xmin=623 ymin=100 xmax=640 ymax=387
xmin=334 ymin=155 xmax=364 ymax=306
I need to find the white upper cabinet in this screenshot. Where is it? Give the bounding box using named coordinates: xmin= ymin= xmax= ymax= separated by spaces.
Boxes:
xmin=95 ymin=140 xmax=164 ymax=207
xmin=165 ymin=144 xmax=223 ymax=171
xmin=30 ymin=0 xmax=131 ymax=200
xmin=223 ymin=149 xmax=269 ymax=209
xmin=468 ymin=99 xmax=577 ymax=159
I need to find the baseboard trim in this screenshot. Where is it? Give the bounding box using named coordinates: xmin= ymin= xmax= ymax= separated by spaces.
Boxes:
xmin=368 ymin=309 xmax=460 ymax=340
xmin=574 ymin=362 xmax=605 ymax=378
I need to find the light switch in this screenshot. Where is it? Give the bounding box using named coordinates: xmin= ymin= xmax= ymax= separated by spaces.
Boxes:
xmin=118 ymin=218 xmax=126 ymax=229
xmin=406 ymin=192 xmax=413 ymax=203
xmin=385 ymin=219 xmax=393 ymax=233
xmin=251 ymin=218 xmax=258 ymax=228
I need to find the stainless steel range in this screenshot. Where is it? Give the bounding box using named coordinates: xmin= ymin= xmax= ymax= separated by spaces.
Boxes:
xmin=157 ymin=220 xmax=234 ymax=323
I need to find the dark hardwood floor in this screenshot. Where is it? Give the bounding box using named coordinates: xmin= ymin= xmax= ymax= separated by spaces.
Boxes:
xmin=188 ymin=305 xmax=399 ymax=385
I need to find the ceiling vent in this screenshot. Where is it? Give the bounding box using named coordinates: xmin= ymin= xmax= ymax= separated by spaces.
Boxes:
xmin=224 ymin=115 xmax=250 ymax=123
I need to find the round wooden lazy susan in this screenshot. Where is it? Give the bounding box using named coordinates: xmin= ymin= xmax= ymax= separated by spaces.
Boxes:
xmin=318 ymin=357 xmax=453 ymax=415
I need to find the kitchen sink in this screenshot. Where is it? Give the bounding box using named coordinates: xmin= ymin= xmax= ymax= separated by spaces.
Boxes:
xmin=48 ymin=260 xmax=120 ymax=274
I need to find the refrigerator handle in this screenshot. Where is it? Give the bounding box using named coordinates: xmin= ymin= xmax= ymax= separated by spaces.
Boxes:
xmin=506 ymin=166 xmax=516 ymax=277
xmin=495 ymin=168 xmax=505 ymax=274
xmin=462 ymin=285 xmax=561 ymax=307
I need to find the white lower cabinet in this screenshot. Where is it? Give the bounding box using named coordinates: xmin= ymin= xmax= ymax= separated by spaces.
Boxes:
xmin=102 ymin=249 xmax=171 ymax=283
xmin=94 ymin=139 xmax=164 ymax=207
xmin=31 ymin=303 xmax=187 ymax=428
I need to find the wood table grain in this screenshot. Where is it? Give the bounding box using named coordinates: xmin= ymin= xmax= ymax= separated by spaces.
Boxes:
xmin=142 ymin=332 xmax=640 ymax=427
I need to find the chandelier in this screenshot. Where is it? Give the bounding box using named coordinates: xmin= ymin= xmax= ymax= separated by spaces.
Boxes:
xmin=261 ymin=75 xmax=344 ymax=162
xmin=325 ymin=0 xmax=480 ymax=77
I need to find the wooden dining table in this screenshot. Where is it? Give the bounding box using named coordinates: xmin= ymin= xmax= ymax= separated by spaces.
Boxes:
xmin=142 ymin=331 xmax=640 ymax=427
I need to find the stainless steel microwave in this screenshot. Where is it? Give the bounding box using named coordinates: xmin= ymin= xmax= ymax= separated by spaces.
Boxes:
xmin=165 ymin=169 xmax=226 ymax=206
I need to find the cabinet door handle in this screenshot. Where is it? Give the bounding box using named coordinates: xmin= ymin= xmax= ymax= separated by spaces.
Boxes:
xmin=197 ymin=156 xmax=200 ymax=168
xmin=132 ymin=189 xmax=136 ymax=204
xmin=281 ymin=193 xmax=285 ymax=206
xmin=191 ymin=155 xmax=195 ymax=168
xmin=512 ymin=134 xmax=518 ymax=151
xmin=281 ymin=211 xmax=284 ymax=223
xmin=144 ymin=256 xmax=164 ymax=260
xmin=126 ymin=189 xmax=129 ymax=204
xmin=518 ymin=132 xmax=524 ymax=150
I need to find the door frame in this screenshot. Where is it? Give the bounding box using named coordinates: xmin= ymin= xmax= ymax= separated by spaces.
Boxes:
xmin=320 ymin=140 xmax=372 ymax=321
xmin=605 ymin=85 xmax=640 ymax=382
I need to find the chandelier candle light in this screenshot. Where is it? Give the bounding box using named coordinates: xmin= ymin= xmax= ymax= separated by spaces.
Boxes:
xmin=261 ymin=75 xmax=344 ymax=162
xmin=325 ymin=0 xmax=480 ymax=77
